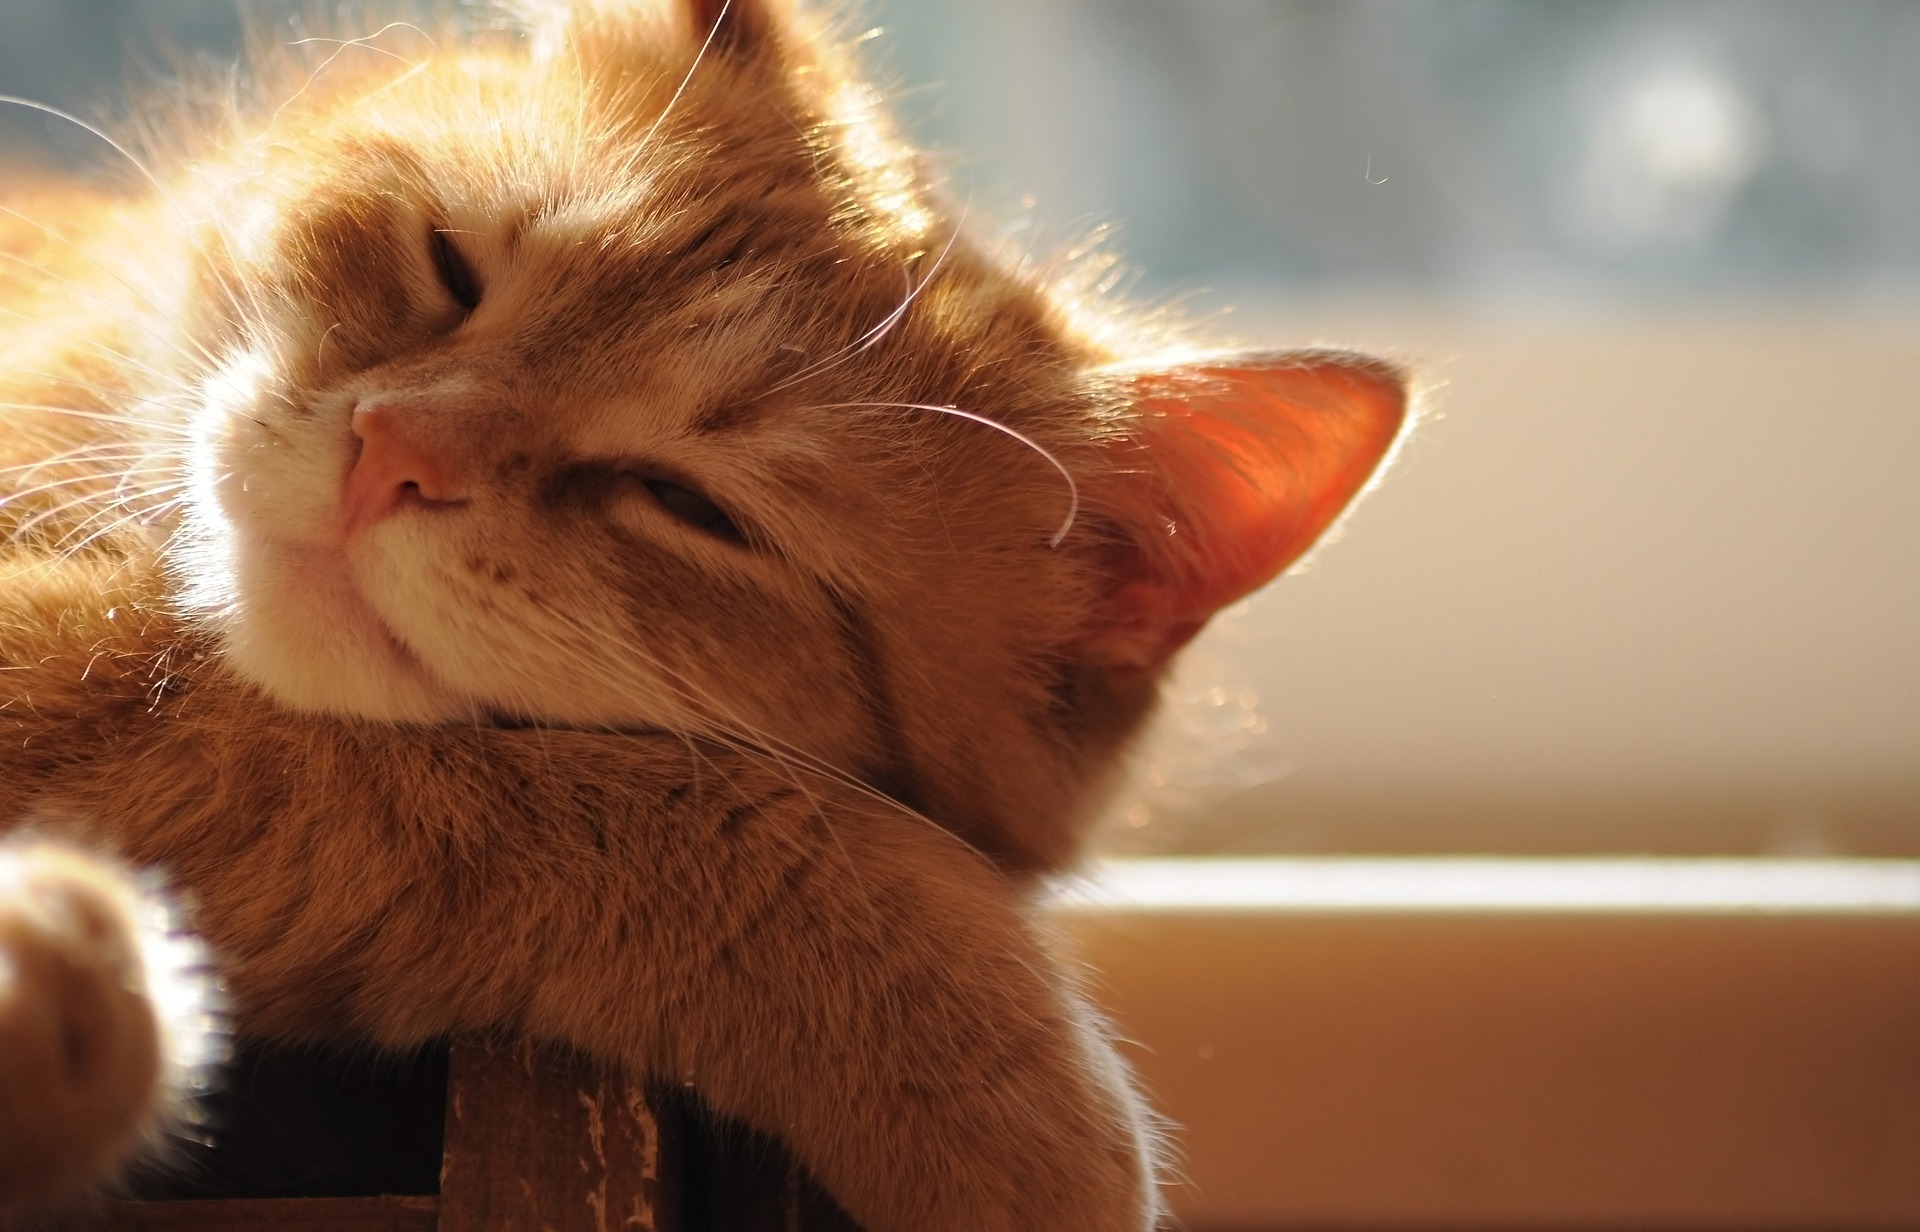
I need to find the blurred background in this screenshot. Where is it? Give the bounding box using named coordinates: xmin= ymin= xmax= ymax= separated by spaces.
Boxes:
xmin=3 ymin=0 xmax=1915 ymax=856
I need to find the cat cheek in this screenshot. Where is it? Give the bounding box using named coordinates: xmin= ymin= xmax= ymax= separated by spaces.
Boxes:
xmin=185 ymin=361 xmax=273 ymax=513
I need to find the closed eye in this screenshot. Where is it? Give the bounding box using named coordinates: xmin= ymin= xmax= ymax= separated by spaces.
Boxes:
xmin=430 ymin=228 xmax=482 ymax=314
xmin=544 ymin=462 xmax=750 ymax=546
xmin=640 ymin=476 xmax=746 ymax=545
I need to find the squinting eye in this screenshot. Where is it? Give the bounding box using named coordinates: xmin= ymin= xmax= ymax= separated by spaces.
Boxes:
xmin=641 ymin=477 xmax=746 ymax=545
xmin=430 ymin=228 xmax=482 ymax=314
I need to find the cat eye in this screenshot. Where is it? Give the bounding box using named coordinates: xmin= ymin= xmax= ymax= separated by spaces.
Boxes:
xmin=639 ymin=476 xmax=746 ymax=545
xmin=711 ymin=236 xmax=750 ymax=271
xmin=545 ymin=462 xmax=749 ymax=547
xmin=430 ymin=228 xmax=482 ymax=314
xmin=679 ymin=216 xmax=751 ymax=272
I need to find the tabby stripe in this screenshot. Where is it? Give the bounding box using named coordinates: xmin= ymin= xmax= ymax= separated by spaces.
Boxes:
xmin=819 ymin=584 xmax=923 ymax=817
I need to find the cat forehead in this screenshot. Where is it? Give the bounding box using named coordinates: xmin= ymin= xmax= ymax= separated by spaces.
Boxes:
xmin=243 ymin=36 xmax=908 ymax=272
xmin=287 ymin=137 xmax=707 ymax=231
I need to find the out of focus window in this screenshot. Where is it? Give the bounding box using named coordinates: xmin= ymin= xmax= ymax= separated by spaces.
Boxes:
xmin=879 ymin=0 xmax=1920 ymax=299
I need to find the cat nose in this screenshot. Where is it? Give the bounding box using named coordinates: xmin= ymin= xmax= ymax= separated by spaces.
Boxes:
xmin=341 ymin=401 xmax=468 ymax=536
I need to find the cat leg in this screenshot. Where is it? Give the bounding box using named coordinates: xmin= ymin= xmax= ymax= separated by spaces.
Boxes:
xmin=517 ymin=788 xmax=1166 ymax=1232
xmin=0 ymin=844 xmax=173 ymax=1218
xmin=50 ymin=722 xmax=1160 ymax=1231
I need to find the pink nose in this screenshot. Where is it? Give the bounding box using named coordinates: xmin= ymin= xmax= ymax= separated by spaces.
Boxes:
xmin=341 ymin=402 xmax=466 ymax=536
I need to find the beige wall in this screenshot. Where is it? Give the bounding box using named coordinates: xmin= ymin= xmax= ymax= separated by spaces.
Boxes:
xmin=1120 ymin=307 xmax=1920 ymax=855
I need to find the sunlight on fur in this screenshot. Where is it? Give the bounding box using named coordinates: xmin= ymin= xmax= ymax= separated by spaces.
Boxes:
xmin=0 ymin=842 xmax=217 ymax=1210
xmin=0 ymin=1 xmax=1407 ymax=1226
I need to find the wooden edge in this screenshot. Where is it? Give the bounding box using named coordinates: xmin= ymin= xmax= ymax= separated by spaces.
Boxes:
xmin=89 ymin=1196 xmax=437 ymax=1230
xmin=439 ymin=1034 xmax=678 ymax=1231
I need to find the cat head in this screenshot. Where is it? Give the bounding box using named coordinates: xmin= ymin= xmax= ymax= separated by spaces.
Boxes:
xmin=170 ymin=0 xmax=1408 ymax=869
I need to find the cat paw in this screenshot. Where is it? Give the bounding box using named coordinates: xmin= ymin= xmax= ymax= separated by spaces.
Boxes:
xmin=0 ymin=845 xmax=169 ymax=1216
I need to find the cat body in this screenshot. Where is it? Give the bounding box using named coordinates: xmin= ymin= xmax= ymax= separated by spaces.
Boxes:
xmin=0 ymin=1 xmax=1408 ymax=1226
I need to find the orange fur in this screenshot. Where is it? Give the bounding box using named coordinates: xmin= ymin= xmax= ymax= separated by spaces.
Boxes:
xmin=0 ymin=2 xmax=1407 ymax=1226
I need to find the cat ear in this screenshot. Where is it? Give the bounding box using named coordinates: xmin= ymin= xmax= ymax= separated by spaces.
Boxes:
xmin=685 ymin=0 xmax=776 ymax=51
xmin=1084 ymin=350 xmax=1410 ymax=672
xmin=522 ymin=0 xmax=779 ymax=63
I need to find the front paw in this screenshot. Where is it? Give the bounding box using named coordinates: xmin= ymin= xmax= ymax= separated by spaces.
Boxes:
xmin=0 ymin=845 xmax=172 ymax=1216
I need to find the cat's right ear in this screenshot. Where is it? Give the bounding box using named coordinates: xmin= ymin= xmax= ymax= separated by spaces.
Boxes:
xmin=1080 ymin=350 xmax=1411 ymax=673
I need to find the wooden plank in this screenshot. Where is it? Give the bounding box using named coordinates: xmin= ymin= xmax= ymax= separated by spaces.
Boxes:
xmin=86 ymin=1034 xmax=861 ymax=1230
xmin=87 ymin=1196 xmax=437 ymax=1230
xmin=438 ymin=1035 xmax=677 ymax=1232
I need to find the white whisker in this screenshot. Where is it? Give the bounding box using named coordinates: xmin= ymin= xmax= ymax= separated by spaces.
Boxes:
xmin=0 ymin=308 xmax=186 ymax=391
xmin=271 ymin=24 xmax=439 ymax=131
xmin=637 ymin=0 xmax=735 ymax=157
xmin=0 ymin=95 xmax=168 ymax=199
xmin=816 ymin=401 xmax=1080 ymax=546
xmin=0 ymin=362 xmax=188 ymax=409
xmin=766 ymin=199 xmax=970 ymax=396
xmin=0 ymin=206 xmax=222 ymax=375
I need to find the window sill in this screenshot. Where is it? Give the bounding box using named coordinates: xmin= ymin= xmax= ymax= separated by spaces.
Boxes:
xmin=1053 ymin=858 xmax=1920 ymax=1230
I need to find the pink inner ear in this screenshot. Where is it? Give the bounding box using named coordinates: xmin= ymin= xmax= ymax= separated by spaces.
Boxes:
xmin=1093 ymin=351 xmax=1409 ymax=670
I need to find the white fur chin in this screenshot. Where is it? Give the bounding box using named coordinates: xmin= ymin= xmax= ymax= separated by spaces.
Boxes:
xmin=186 ymin=527 xmax=473 ymax=723
xmin=251 ymin=564 xmax=469 ymax=721
xmin=219 ymin=596 xmax=469 ymax=723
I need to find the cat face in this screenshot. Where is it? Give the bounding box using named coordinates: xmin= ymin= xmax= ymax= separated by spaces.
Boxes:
xmin=183 ymin=8 xmax=1047 ymax=747
xmin=167 ymin=0 xmax=1407 ymax=866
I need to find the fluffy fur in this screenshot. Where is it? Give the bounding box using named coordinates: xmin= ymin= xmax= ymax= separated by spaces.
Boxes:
xmin=0 ymin=1 xmax=1408 ymax=1227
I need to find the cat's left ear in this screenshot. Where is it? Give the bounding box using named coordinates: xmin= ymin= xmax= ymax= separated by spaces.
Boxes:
xmin=523 ymin=0 xmax=781 ymax=62
xmin=1084 ymin=350 xmax=1410 ymax=672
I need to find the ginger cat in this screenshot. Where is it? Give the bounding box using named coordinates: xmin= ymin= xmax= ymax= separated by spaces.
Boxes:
xmin=0 ymin=1 xmax=1408 ymax=1227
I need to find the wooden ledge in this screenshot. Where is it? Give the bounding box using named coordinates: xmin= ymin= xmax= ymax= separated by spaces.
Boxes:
xmin=78 ymin=1037 xmax=860 ymax=1231
xmin=94 ymin=1197 xmax=438 ymax=1231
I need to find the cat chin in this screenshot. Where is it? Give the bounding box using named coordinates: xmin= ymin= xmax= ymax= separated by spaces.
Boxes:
xmin=204 ymin=538 xmax=477 ymax=724
xmin=222 ymin=611 xmax=472 ymax=725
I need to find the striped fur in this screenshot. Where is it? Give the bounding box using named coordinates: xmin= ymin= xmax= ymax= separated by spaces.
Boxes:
xmin=0 ymin=1 xmax=1407 ymax=1225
